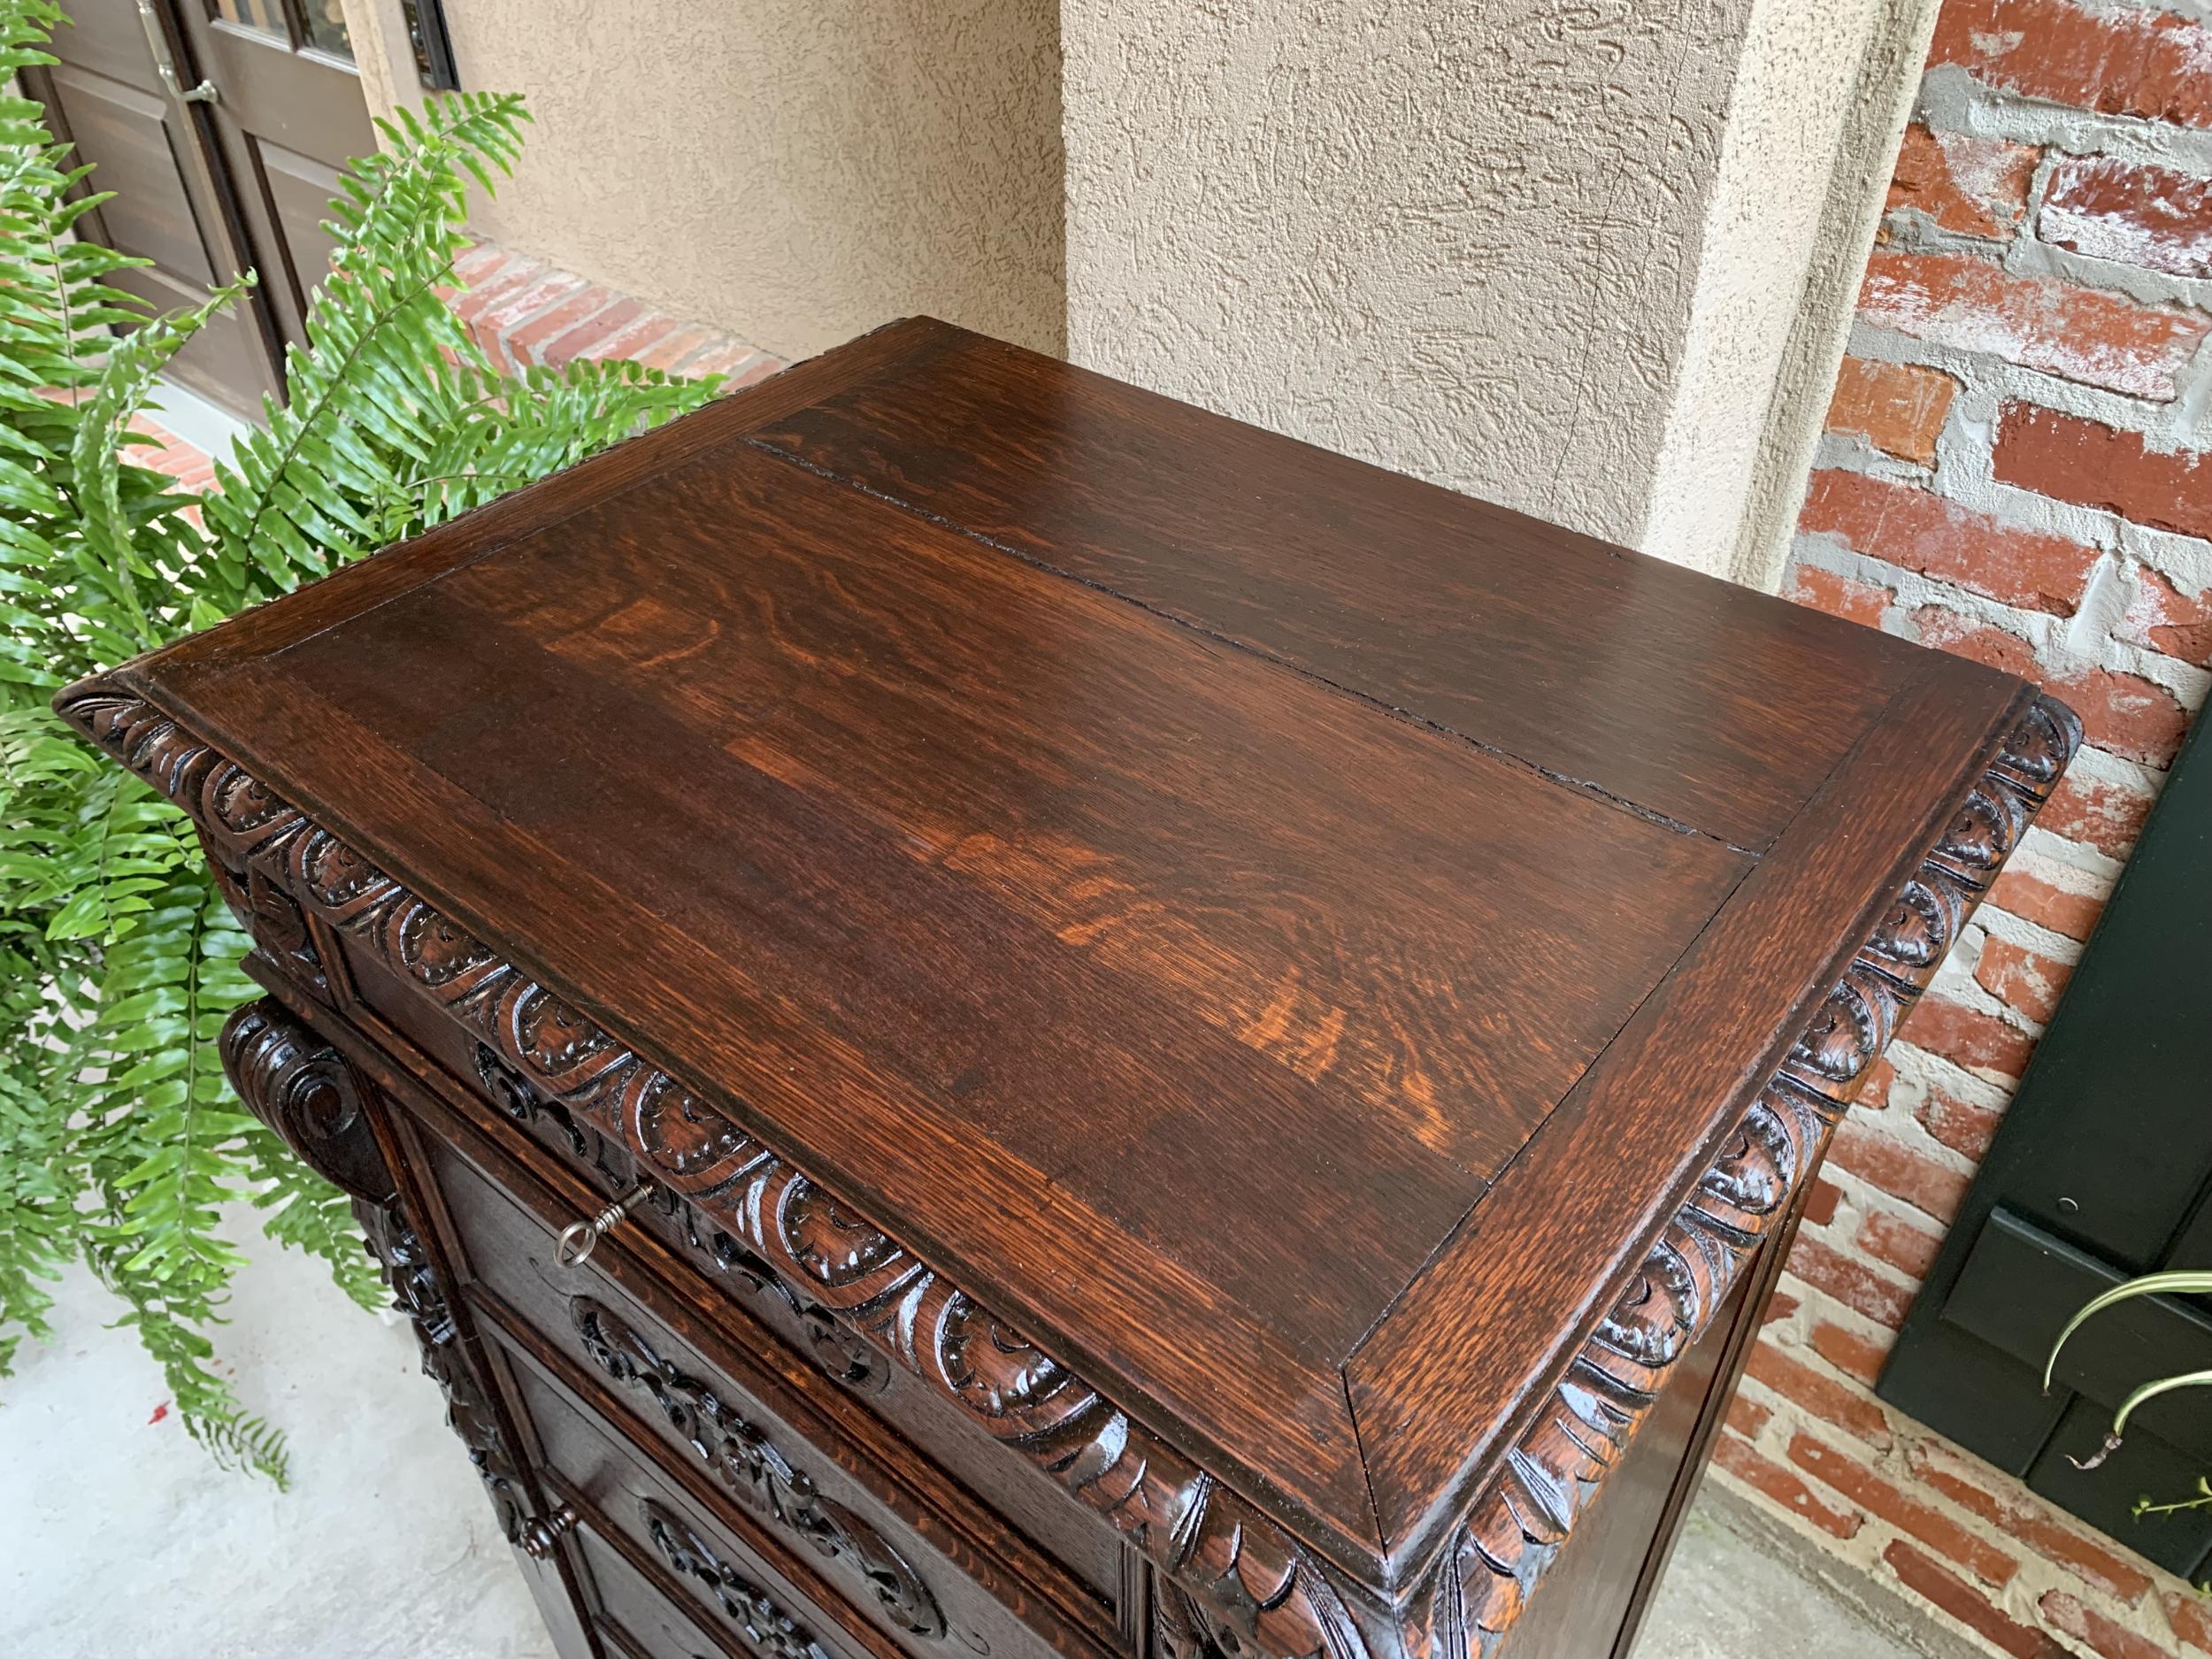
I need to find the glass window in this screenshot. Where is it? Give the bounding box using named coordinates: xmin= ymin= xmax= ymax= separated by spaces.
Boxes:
xmin=211 ymin=0 xmax=286 ymax=40
xmin=301 ymin=0 xmax=353 ymax=59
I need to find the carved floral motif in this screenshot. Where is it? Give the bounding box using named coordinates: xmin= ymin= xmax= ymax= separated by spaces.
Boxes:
xmin=63 ymin=682 xmax=2080 ymax=1659
xmin=572 ymin=1296 xmax=946 ymax=1639
xmin=643 ymin=1499 xmax=835 ymax=1659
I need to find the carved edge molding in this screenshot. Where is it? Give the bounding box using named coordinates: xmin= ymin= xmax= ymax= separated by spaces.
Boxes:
xmin=217 ymin=996 xmax=536 ymax=1549
xmin=63 ymin=680 xmax=2080 ymax=1659
xmin=1409 ymin=692 xmax=2082 ymax=1659
xmin=59 ymin=680 xmax=1370 ymax=1659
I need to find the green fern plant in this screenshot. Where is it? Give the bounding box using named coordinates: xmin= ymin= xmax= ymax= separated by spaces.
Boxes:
xmin=0 ymin=0 xmax=721 ymax=1482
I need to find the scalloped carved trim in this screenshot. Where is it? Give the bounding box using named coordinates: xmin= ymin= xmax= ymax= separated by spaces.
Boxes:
xmin=66 ymin=682 xmax=2078 ymax=1659
xmin=64 ymin=684 xmax=1367 ymax=1659
xmin=1409 ymin=693 xmax=2080 ymax=1659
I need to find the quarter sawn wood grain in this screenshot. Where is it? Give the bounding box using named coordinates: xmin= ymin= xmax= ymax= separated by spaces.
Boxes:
xmin=59 ymin=318 xmax=2081 ymax=1659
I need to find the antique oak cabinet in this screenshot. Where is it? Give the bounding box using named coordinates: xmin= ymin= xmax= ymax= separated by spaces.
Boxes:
xmin=61 ymin=319 xmax=2079 ymax=1659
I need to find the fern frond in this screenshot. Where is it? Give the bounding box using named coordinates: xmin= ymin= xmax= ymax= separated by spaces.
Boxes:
xmin=1 ymin=0 xmax=715 ymax=1484
xmin=202 ymin=94 xmax=530 ymax=608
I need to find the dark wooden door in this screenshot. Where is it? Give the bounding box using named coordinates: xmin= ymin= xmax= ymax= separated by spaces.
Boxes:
xmin=25 ymin=0 xmax=372 ymax=415
xmin=27 ymin=1 xmax=279 ymax=411
xmin=170 ymin=0 xmax=374 ymax=355
xmin=1880 ymin=709 xmax=2212 ymax=1571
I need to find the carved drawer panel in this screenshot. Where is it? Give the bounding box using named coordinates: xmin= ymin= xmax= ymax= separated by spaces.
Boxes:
xmin=576 ymin=1523 xmax=748 ymax=1659
xmin=413 ymin=1114 xmax=1125 ymax=1659
xmin=503 ymin=1342 xmax=883 ymax=1659
xmin=369 ymin=1017 xmax=1137 ymax=1635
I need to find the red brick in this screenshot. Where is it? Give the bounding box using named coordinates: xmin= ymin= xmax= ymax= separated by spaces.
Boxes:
xmin=1727 ymin=1392 xmax=1772 ymax=1439
xmin=2044 ymin=767 xmax=2157 ymax=859
xmin=681 ymin=339 xmax=780 ymax=380
xmin=1916 ymin=1082 xmax=2007 ymax=1161
xmin=1747 ymin=1340 xmax=1895 ymax=1447
xmin=1929 ymin=0 xmax=2212 ymax=131
xmin=1810 ymin=1317 xmax=1892 ymax=1386
xmin=1790 ymin=1433 xmax=2017 ymax=1586
xmin=1861 ymin=1056 xmax=1898 ymax=1110
xmin=1803 ymin=1176 xmax=1843 ymax=1228
xmin=535 ymin=296 xmax=643 ymax=369
xmin=1831 ymin=1113 xmax=1973 ymax=1220
xmin=475 ymin=272 xmax=588 ymax=355
xmin=1884 ymin=1540 xmax=2072 ymax=1659
xmin=1824 ymin=355 xmax=1959 ymax=463
xmin=1916 ymin=607 xmax=2040 ymax=677
xmin=638 ymin=325 xmax=712 ymax=373
xmin=1858 ymin=250 xmax=2211 ymax=400
xmin=1889 ymin=125 xmax=2039 ymax=240
xmin=1763 ymin=1287 xmax=1801 ymax=1326
xmin=1977 ymin=935 xmax=2077 ymax=1025
xmin=1995 ymin=403 xmax=2212 ymax=543
xmin=2063 ymin=668 xmax=2190 ymax=768
xmin=1715 ymin=1432 xmax=1863 ymax=1540
xmin=1900 ymin=994 xmax=2039 ymax=1085
xmin=449 ymin=241 xmax=510 ymax=285
xmin=449 ymin=254 xmax=543 ymax=324
xmin=2041 ymin=1590 xmax=2171 ymax=1659
xmin=2043 ymin=155 xmax=2212 ymax=280
xmin=1857 ymin=1208 xmax=1946 ymax=1279
xmin=1909 ymin=1441 xmax=2154 ymax=1604
xmin=2120 ymin=568 xmax=2212 ymax=671
xmin=2164 ymin=1590 xmax=2212 ymax=1655
xmin=1912 ymin=610 xmax=2188 ymax=767
xmin=1991 ymin=866 xmax=2107 ymax=942
xmin=1801 ymin=470 xmax=2098 ymax=614
xmin=579 ymin=309 xmax=685 ymax=365
xmin=1786 ymin=1234 xmax=1917 ymax=1327
xmin=721 ymin=353 xmax=784 ymax=392
xmin=506 ymin=286 xmax=621 ymax=367
xmin=1786 ymin=563 xmax=1894 ymax=627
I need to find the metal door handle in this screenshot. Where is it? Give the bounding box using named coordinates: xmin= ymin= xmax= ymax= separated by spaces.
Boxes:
xmin=135 ymin=0 xmax=218 ymax=104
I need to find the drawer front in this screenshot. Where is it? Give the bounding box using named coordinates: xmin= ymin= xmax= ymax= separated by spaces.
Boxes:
xmin=342 ymin=969 xmax=1135 ymax=1639
xmin=576 ymin=1525 xmax=746 ymax=1659
xmin=415 ymin=1118 xmax=1124 ymax=1659
xmin=505 ymin=1345 xmax=882 ymax=1659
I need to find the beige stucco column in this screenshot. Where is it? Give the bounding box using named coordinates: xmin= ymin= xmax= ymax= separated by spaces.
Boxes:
xmin=1062 ymin=0 xmax=1940 ymax=588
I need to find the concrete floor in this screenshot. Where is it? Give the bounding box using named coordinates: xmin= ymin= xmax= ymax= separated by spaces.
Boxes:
xmin=0 ymin=1212 xmax=1932 ymax=1659
xmin=3 ymin=1211 xmax=554 ymax=1659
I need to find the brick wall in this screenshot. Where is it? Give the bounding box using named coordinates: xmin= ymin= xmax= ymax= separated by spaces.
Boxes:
xmin=1737 ymin=2 xmax=2212 ymax=1653
xmin=445 ymin=241 xmax=784 ymax=384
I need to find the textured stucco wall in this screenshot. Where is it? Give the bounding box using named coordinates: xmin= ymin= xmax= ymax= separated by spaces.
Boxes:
xmin=1063 ymin=0 xmax=1936 ymax=580
xmin=1643 ymin=0 xmax=1940 ymax=583
xmin=345 ymin=0 xmax=1064 ymax=360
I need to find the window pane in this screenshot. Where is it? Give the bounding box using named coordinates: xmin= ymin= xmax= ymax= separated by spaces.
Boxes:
xmin=302 ymin=0 xmax=353 ymax=59
xmin=211 ymin=0 xmax=286 ymax=40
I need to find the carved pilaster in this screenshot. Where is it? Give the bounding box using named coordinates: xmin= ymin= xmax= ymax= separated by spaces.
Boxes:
xmin=218 ymin=997 xmax=526 ymax=1548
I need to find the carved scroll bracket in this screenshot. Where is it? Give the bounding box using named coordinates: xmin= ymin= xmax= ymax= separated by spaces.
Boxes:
xmin=219 ymin=995 xmax=534 ymax=1552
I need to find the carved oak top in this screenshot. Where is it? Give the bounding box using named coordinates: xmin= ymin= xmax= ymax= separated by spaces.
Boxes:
xmin=58 ymin=319 xmax=2077 ymax=1659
